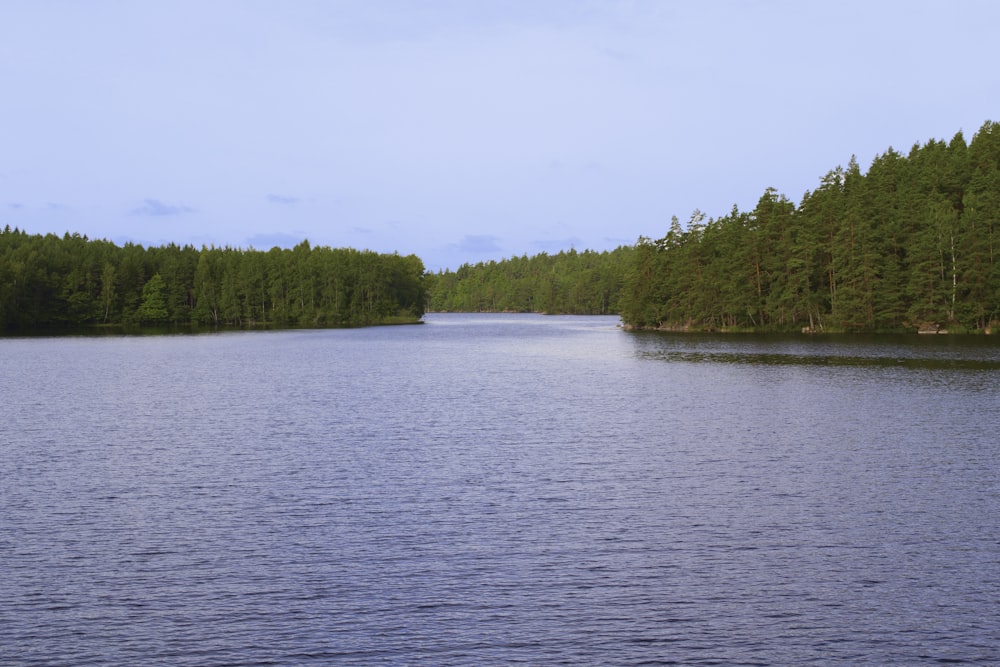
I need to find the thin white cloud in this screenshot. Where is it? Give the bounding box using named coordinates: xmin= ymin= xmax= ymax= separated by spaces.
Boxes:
xmin=458 ymin=234 xmax=502 ymax=253
xmin=530 ymin=237 xmax=582 ymax=254
xmin=131 ymin=199 xmax=195 ymax=217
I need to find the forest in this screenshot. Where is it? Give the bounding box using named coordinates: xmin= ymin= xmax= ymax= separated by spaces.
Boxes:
xmin=0 ymin=233 xmax=426 ymax=331
xmin=619 ymin=121 xmax=1000 ymax=333
xmin=425 ymin=246 xmax=633 ymax=315
xmin=4 ymin=121 xmax=998 ymax=334
xmin=429 ymin=121 xmax=1000 ymax=333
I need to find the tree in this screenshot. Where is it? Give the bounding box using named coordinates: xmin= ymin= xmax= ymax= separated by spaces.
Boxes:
xmin=136 ymin=273 xmax=169 ymax=324
xmin=100 ymin=262 xmax=116 ymax=323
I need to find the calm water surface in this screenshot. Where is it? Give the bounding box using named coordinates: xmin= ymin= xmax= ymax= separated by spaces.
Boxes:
xmin=2 ymin=314 xmax=999 ymax=665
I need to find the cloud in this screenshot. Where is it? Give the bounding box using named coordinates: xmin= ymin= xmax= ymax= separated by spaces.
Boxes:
xmin=530 ymin=237 xmax=582 ymax=253
xmin=266 ymin=194 xmax=299 ymax=205
xmin=601 ymin=234 xmax=635 ymax=249
xmin=458 ymin=234 xmax=502 ymax=253
xmin=131 ymin=198 xmax=195 ymax=216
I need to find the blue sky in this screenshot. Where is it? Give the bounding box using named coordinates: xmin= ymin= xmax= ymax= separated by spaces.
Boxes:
xmin=2 ymin=1 xmax=997 ymax=271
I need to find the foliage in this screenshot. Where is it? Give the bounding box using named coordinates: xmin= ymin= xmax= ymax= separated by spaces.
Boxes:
xmin=425 ymin=247 xmax=634 ymax=315
xmin=5 ymin=121 xmax=998 ymax=334
xmin=620 ymin=121 xmax=1000 ymax=333
xmin=0 ymin=233 xmax=426 ymax=331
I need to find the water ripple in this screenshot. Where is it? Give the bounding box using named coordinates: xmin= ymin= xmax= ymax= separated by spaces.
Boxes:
xmin=1 ymin=315 xmax=998 ymax=665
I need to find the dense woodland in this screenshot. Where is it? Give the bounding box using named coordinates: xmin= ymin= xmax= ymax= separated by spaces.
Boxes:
xmin=429 ymin=121 xmax=1000 ymax=333
xmin=4 ymin=122 xmax=999 ymax=334
xmin=425 ymin=247 xmax=633 ymax=314
xmin=0 ymin=233 xmax=426 ymax=330
xmin=619 ymin=121 xmax=1000 ymax=332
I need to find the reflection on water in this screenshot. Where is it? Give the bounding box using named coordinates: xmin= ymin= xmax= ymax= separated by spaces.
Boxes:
xmin=2 ymin=314 xmax=999 ymax=666
xmin=630 ymin=331 xmax=1000 ymax=370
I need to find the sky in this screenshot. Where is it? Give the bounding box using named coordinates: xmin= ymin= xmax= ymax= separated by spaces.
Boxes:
xmin=2 ymin=1 xmax=998 ymax=271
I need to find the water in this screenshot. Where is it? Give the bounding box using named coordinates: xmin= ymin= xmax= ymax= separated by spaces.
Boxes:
xmin=2 ymin=314 xmax=999 ymax=665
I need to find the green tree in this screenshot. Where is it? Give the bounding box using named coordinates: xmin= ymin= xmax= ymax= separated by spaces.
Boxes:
xmin=136 ymin=273 xmax=169 ymax=324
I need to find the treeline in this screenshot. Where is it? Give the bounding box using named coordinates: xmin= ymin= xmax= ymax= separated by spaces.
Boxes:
xmin=0 ymin=231 xmax=426 ymax=331
xmin=7 ymin=122 xmax=998 ymax=333
xmin=425 ymin=247 xmax=634 ymax=314
xmin=621 ymin=121 xmax=1000 ymax=333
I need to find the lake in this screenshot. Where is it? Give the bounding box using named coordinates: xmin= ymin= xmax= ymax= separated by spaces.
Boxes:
xmin=2 ymin=313 xmax=999 ymax=665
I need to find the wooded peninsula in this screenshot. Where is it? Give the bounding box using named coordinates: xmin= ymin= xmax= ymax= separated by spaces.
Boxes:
xmin=431 ymin=120 xmax=1000 ymax=333
xmin=2 ymin=121 xmax=998 ymax=333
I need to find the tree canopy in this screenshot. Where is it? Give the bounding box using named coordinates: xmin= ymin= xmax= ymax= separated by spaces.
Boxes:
xmin=4 ymin=121 xmax=998 ymax=334
xmin=0 ymin=233 xmax=426 ymax=331
xmin=425 ymin=247 xmax=633 ymax=315
xmin=620 ymin=121 xmax=1000 ymax=333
